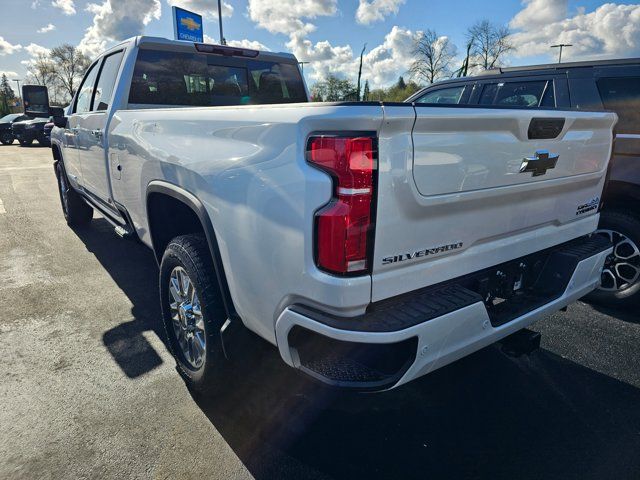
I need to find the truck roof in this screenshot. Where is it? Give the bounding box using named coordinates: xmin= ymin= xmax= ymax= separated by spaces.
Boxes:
xmin=102 ymin=35 xmax=297 ymax=63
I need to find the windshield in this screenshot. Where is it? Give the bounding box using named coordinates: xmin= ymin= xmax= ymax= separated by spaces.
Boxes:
xmin=0 ymin=114 xmax=20 ymax=122
xmin=129 ymin=49 xmax=307 ymax=106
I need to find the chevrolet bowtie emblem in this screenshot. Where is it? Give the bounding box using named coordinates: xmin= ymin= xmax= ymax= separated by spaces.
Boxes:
xmin=520 ymin=150 xmax=559 ymax=177
xmin=181 ymin=17 xmax=201 ymax=31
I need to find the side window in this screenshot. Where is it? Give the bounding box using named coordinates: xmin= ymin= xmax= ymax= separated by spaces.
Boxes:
xmin=479 ymin=80 xmax=551 ymax=107
xmin=415 ymin=85 xmax=466 ymax=104
xmin=74 ymin=61 xmax=100 ymax=114
xmin=597 ymin=77 xmax=640 ymax=134
xmin=93 ymin=51 xmax=124 ymax=111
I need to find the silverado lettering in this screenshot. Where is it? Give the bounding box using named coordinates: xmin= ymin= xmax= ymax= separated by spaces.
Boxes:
xmin=382 ymin=242 xmax=464 ymax=265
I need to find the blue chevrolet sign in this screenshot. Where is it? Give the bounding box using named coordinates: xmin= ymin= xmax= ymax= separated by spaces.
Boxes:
xmin=172 ymin=6 xmax=204 ymax=43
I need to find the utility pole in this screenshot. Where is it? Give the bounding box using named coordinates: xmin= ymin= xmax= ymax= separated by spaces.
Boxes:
xmin=356 ymin=43 xmax=366 ymax=102
xmin=217 ymin=0 xmax=226 ymax=44
xmin=13 ymin=79 xmax=22 ymax=106
xmin=551 ymin=44 xmax=572 ymax=63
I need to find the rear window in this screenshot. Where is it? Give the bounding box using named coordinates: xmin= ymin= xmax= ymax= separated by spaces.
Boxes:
xmin=129 ymin=49 xmax=307 ymax=106
xmin=597 ymin=77 xmax=640 ymax=134
xmin=479 ymin=80 xmax=555 ymax=108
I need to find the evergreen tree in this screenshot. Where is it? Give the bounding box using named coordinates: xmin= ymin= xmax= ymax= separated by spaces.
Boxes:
xmin=363 ymin=80 xmax=370 ymax=102
xmin=397 ymin=76 xmax=407 ymax=90
xmin=0 ymin=74 xmax=15 ymax=116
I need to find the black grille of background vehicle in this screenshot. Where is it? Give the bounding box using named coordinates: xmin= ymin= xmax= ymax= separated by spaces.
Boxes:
xmin=11 ymin=123 xmax=26 ymax=135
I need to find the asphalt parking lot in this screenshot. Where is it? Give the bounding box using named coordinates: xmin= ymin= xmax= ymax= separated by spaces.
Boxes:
xmin=1 ymin=143 xmax=639 ymax=480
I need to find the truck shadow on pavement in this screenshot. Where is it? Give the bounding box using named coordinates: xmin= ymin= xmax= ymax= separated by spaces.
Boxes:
xmin=193 ymin=341 xmax=640 ymax=480
xmin=72 ymin=218 xmax=167 ymax=378
xmin=74 ymin=218 xmax=640 ymax=480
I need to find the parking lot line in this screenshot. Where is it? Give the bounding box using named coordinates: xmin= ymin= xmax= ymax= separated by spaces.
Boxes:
xmin=0 ymin=198 xmax=5 ymax=214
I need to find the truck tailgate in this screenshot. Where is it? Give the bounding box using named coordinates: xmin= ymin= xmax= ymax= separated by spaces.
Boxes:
xmin=372 ymin=105 xmax=616 ymax=301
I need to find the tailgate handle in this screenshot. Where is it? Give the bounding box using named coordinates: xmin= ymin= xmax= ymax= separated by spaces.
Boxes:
xmin=528 ymin=117 xmax=565 ymax=140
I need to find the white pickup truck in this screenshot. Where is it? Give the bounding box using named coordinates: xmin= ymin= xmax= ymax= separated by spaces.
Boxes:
xmin=37 ymin=36 xmax=616 ymax=392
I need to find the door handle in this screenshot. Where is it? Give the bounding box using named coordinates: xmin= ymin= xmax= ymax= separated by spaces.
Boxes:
xmin=528 ymin=117 xmax=565 ymax=139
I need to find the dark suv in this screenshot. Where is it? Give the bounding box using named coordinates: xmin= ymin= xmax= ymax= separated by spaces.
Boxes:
xmin=407 ymin=58 xmax=640 ymax=307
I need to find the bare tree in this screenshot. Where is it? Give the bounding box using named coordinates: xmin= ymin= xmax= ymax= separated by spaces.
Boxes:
xmin=26 ymin=53 xmax=57 ymax=87
xmin=50 ymin=44 xmax=91 ymax=99
xmin=409 ymin=30 xmax=456 ymax=84
xmin=467 ymin=20 xmax=514 ymax=70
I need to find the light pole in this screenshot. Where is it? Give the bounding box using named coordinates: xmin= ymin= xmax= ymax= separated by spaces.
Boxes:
xmin=298 ymin=61 xmax=309 ymax=74
xmin=13 ymin=79 xmax=22 ymax=107
xmin=551 ymin=44 xmax=572 ymax=63
xmin=217 ymin=0 xmax=226 ymax=45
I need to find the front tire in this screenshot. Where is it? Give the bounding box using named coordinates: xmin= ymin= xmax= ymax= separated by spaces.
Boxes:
xmin=160 ymin=234 xmax=227 ymax=393
xmin=0 ymin=132 xmax=13 ymax=145
xmin=19 ymin=138 xmax=33 ymax=147
xmin=55 ymin=162 xmax=93 ymax=226
xmin=587 ymin=209 xmax=640 ymax=307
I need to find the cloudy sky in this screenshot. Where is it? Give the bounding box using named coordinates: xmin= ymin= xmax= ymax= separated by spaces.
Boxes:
xmin=1 ymin=0 xmax=639 ymax=89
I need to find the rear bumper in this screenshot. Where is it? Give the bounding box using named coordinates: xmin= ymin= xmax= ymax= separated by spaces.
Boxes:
xmin=275 ymin=235 xmax=612 ymax=390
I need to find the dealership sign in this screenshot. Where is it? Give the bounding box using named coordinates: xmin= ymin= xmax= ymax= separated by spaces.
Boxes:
xmin=172 ymin=6 xmax=204 ymax=43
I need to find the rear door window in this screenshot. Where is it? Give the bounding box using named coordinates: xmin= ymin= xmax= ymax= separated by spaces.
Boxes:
xmin=128 ymin=49 xmax=307 ymax=106
xmin=93 ymin=50 xmax=124 ymax=111
xmin=415 ymin=85 xmax=467 ymax=105
xmin=597 ymin=77 xmax=640 ymax=134
xmin=478 ymin=80 xmax=555 ymax=108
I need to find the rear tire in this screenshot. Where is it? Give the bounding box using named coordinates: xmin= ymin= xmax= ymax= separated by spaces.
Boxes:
xmin=586 ymin=209 xmax=640 ymax=307
xmin=19 ymin=138 xmax=33 ymax=147
xmin=55 ymin=162 xmax=93 ymax=226
xmin=0 ymin=132 xmax=13 ymax=145
xmin=160 ymin=234 xmax=228 ymax=394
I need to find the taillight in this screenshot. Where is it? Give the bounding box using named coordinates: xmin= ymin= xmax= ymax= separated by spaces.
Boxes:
xmin=307 ymin=134 xmax=377 ymax=275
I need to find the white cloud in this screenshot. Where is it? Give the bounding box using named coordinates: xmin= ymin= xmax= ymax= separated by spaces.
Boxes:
xmin=166 ymin=0 xmax=232 ymax=19
xmin=24 ymin=43 xmax=51 ymax=58
xmin=510 ymin=0 xmax=567 ymax=30
xmin=510 ymin=1 xmax=640 ymax=61
xmin=288 ymin=26 xmax=419 ymax=88
xmin=37 ymin=23 xmax=57 ymax=34
xmin=52 ymin=0 xmax=76 ymax=15
xmin=245 ymin=1 xmax=416 ymax=88
xmin=202 ymin=35 xmax=269 ymax=50
xmin=0 ymin=71 xmax=19 ymax=79
xmin=20 ymin=44 xmax=51 ymax=71
xmin=247 ymin=0 xmax=337 ymax=36
xmin=79 ymin=0 xmax=162 ymax=58
xmin=355 ymin=0 xmax=405 ymax=25
xmin=226 ymin=39 xmax=270 ymax=51
xmin=31 ymin=0 xmax=41 ymax=8
xmin=0 ymin=37 xmax=22 ymax=56
xmin=360 ymin=26 xmax=419 ymax=86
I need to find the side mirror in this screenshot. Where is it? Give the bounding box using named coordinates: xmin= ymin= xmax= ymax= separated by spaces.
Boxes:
xmin=53 ymin=116 xmax=68 ymax=128
xmin=22 ymin=85 xmax=51 ymax=118
xmin=49 ymin=106 xmax=65 ymax=117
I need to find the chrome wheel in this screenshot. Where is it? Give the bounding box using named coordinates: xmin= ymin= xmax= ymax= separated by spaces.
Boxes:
xmin=169 ymin=266 xmax=206 ymax=369
xmin=596 ymin=229 xmax=640 ymax=292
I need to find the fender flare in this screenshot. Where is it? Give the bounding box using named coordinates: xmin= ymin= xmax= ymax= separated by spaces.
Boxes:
xmin=146 ymin=181 xmax=237 ymax=321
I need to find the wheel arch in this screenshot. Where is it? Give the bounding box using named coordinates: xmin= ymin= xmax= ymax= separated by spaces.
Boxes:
xmin=146 ymin=181 xmax=237 ymax=321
